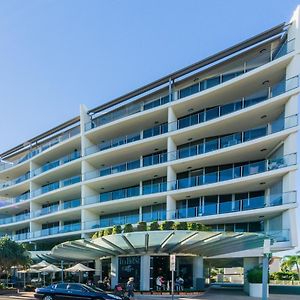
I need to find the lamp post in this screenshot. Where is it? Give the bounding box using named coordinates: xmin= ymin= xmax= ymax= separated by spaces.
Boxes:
xmin=262 ymin=239 xmax=271 ymax=300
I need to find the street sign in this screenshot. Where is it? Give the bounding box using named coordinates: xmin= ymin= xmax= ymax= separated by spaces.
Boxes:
xmin=170 ymin=254 xmax=176 ymax=271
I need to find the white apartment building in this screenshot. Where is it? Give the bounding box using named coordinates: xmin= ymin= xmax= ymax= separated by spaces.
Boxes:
xmin=0 ymin=5 xmax=299 ymax=291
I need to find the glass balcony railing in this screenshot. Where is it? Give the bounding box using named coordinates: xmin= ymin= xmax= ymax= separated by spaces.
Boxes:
xmin=0 ymin=126 xmax=80 ymax=172
xmin=85 ymin=76 xmax=299 ymax=157
xmin=85 ymin=123 xmax=168 ymax=156
xmin=33 ymin=199 xmax=81 ymax=218
xmin=0 ymin=212 xmax=30 ymax=225
xmin=170 ymin=76 xmax=299 ymax=132
xmin=169 ymin=191 xmax=296 ymax=219
xmin=32 ymin=150 xmax=81 ymax=176
xmin=31 ymin=175 xmax=81 ymax=198
xmin=0 ymin=172 xmax=30 ymax=189
xmin=12 ymin=232 xmax=30 ymax=241
xmin=84 ymin=214 xmax=140 ymax=230
xmin=0 ymin=191 xmax=30 ymax=208
xmin=84 ymin=152 xmax=168 ymax=181
xmin=33 ymin=223 xmax=81 ymax=238
xmin=83 ymin=114 xmax=297 ymax=182
xmin=169 ymin=153 xmax=297 ymax=191
xmin=85 ymin=39 xmax=295 ymax=132
xmin=83 ymin=154 xmax=296 ymax=205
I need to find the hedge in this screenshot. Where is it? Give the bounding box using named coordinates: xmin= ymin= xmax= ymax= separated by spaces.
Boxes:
xmin=92 ymin=221 xmax=209 ymax=239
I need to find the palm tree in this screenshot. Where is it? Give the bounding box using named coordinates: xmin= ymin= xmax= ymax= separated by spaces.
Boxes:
xmin=281 ymin=255 xmax=300 ymax=279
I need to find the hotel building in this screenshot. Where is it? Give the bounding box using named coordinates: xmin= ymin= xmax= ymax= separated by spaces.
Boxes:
xmin=0 ymin=5 xmax=299 ymax=292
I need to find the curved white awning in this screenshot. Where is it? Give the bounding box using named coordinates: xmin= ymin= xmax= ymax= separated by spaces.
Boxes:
xmin=51 ymin=230 xmax=270 ymax=260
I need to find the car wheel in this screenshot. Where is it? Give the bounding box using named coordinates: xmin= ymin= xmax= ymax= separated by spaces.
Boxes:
xmin=43 ymin=295 xmax=54 ymax=300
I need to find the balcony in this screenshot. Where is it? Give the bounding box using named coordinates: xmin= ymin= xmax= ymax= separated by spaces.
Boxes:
xmin=169 ymin=191 xmax=296 ymax=219
xmin=31 ymin=175 xmax=81 ymax=198
xmin=33 ymin=223 xmax=81 ymax=238
xmin=0 ymin=126 xmax=80 ymax=172
xmin=84 ymin=153 xmax=296 ymax=205
xmin=83 ymin=114 xmax=297 ymax=181
xmin=170 ymin=153 xmax=297 ymax=191
xmin=85 ymin=39 xmax=295 ymax=132
xmin=0 ymin=172 xmax=30 ymax=189
xmin=85 ymin=123 xmax=168 ymax=156
xmin=0 ymin=192 xmax=30 ymax=208
xmin=0 ymin=212 xmax=30 ymax=225
xmin=32 ymin=150 xmax=81 ymax=177
xmin=33 ymin=198 xmax=81 ymax=218
xmin=85 ymin=76 xmax=299 ymax=157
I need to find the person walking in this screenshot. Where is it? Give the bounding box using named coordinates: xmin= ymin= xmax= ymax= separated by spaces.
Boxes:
xmin=126 ymin=277 xmax=135 ymax=300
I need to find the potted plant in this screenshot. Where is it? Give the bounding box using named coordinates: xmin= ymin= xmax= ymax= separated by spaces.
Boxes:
xmin=247 ymin=266 xmax=269 ymax=297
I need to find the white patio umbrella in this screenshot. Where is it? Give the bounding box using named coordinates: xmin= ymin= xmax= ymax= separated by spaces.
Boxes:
xmin=40 ymin=264 xmax=62 ymax=285
xmin=18 ymin=268 xmax=41 ymax=287
xmin=65 ymin=263 xmax=95 ymax=283
xmin=31 ymin=260 xmax=51 ymax=269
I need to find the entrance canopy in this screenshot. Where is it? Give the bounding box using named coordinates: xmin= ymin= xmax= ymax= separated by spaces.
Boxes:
xmin=51 ymin=230 xmax=269 ymax=261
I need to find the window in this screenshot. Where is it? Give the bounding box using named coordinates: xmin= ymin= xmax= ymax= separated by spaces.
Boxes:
xmin=56 ymin=284 xmax=67 ymax=289
xmin=67 ymin=284 xmax=86 ymax=291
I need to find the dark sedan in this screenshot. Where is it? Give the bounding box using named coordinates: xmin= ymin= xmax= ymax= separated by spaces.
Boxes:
xmin=34 ymin=283 xmax=123 ymax=300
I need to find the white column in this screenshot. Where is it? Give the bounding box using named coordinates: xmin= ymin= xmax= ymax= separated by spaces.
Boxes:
xmin=95 ymin=258 xmax=102 ymax=279
xmin=111 ymin=257 xmax=119 ymax=288
xmin=193 ymin=256 xmax=204 ymax=289
xmin=140 ymin=255 xmax=150 ymax=290
xmin=243 ymin=257 xmax=259 ymax=294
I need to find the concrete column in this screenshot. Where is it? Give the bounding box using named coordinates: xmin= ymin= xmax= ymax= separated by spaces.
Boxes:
xmin=168 ymin=107 xmax=177 ymax=132
xmin=167 ymin=137 xmax=177 ymax=161
xmin=282 ymin=208 xmax=298 ymax=247
xmin=140 ymin=255 xmax=150 ymax=290
xmin=193 ymin=256 xmax=204 ymax=289
xmin=111 ymin=257 xmax=119 ymax=288
xmin=95 ymin=258 xmax=102 ymax=279
xmin=166 ymin=195 xmax=176 ymax=220
xmin=243 ymin=257 xmax=259 ymax=294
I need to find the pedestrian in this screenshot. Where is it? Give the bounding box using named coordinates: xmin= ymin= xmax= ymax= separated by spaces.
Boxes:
xmin=126 ymin=277 xmax=135 ymax=300
xmin=156 ymin=276 xmax=162 ymax=291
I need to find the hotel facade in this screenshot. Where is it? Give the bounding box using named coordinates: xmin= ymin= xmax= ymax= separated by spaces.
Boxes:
xmin=0 ymin=6 xmax=299 ymax=292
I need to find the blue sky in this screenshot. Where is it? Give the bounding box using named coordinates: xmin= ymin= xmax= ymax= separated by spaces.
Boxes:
xmin=0 ymin=0 xmax=299 ymax=152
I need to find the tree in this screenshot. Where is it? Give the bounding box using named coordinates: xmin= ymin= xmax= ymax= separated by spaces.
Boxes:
xmin=281 ymin=255 xmax=300 ymax=279
xmin=0 ymin=236 xmax=31 ymax=280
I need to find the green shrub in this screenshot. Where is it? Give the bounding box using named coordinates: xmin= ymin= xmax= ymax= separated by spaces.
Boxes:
xmin=91 ymin=232 xmax=99 ymax=239
xmin=270 ymin=271 xmax=299 ymax=281
xmin=103 ymin=228 xmax=113 ymax=236
xmin=174 ymin=222 xmax=188 ymax=230
xmin=112 ymin=225 xmax=122 ymax=234
xmin=123 ymin=224 xmax=134 ymax=233
xmin=160 ymin=221 xmax=175 ymax=230
xmin=136 ymin=222 xmax=147 ymax=231
xmin=99 ymin=229 xmax=105 ymax=237
xmin=247 ymin=266 xmax=264 ymax=283
xmin=149 ymin=221 xmax=160 ymax=231
xmin=197 ymin=223 xmax=208 ymax=231
xmin=187 ymin=222 xmax=198 ymax=231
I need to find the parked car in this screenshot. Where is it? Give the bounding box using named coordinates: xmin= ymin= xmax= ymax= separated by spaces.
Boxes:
xmin=34 ymin=283 xmax=123 ymax=300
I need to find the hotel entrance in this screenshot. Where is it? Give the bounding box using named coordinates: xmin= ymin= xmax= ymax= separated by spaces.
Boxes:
xmin=150 ymin=256 xmax=193 ymax=290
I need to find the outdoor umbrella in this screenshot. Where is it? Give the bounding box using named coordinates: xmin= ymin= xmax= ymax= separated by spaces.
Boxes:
xmin=18 ymin=268 xmax=41 ymax=287
xmin=31 ymin=260 xmax=51 ymax=269
xmin=65 ymin=263 xmax=95 ymax=283
xmin=39 ymin=264 xmax=62 ymax=285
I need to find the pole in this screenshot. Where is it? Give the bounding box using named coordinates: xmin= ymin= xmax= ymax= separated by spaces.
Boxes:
xmin=61 ymin=260 xmax=64 ymax=283
xmin=171 ymin=270 xmax=174 ymax=300
xmin=262 ymin=254 xmax=269 ymax=300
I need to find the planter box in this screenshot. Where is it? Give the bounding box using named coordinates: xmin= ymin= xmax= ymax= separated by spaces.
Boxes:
xmin=249 ymin=283 xmax=269 ymax=298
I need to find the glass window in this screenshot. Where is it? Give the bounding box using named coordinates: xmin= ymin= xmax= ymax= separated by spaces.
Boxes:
xmin=205 ymin=137 xmax=218 ymax=153
xmin=244 ymin=89 xmax=268 ymax=107
xmin=243 ymin=127 xmax=267 ymax=142
xmin=203 ymin=196 xmax=218 ymax=215
xmin=179 ymin=83 xmax=199 ymax=99
xmin=206 ymin=76 xmax=220 ymax=88
xmin=204 ymin=166 xmax=218 ymax=184
xmin=219 ymin=164 xmax=233 ymax=182
xmin=235 ymin=223 xmax=248 ymax=232
xmin=56 ymin=284 xmax=68 ymax=289
xmin=220 ymin=133 xmax=241 ymax=148
xmin=206 ymin=107 xmax=219 ymax=121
